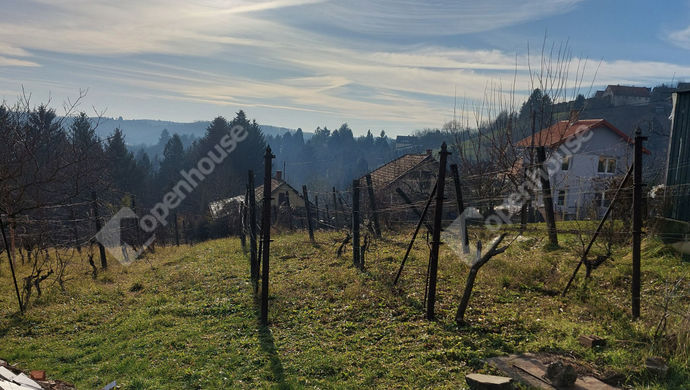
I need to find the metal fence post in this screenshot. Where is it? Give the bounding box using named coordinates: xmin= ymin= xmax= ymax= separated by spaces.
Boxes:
xmin=427 ymin=142 xmax=449 ymax=320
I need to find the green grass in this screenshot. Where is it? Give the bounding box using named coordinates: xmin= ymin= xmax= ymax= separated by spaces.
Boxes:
xmin=0 ymin=227 xmax=688 ymax=389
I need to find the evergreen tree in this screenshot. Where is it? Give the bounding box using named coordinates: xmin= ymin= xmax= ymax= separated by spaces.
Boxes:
xmin=158 ymin=134 xmax=185 ymax=189
xmin=106 ymin=128 xmax=140 ymax=196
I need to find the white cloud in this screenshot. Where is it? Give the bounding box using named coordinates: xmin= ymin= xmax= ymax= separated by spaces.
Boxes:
xmin=669 ymin=25 xmax=690 ymax=50
xmin=1 ymin=0 xmax=688 ymax=131
xmin=0 ymin=56 xmax=39 ymax=67
xmin=279 ymin=0 xmax=585 ymax=36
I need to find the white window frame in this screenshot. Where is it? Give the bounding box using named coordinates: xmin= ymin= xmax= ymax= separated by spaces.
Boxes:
xmin=561 ymin=155 xmax=571 ymax=171
xmin=597 ymin=156 xmax=616 ymax=174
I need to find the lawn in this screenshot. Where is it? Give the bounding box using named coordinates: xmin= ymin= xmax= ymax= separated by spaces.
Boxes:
xmin=0 ymin=227 xmax=688 ymax=389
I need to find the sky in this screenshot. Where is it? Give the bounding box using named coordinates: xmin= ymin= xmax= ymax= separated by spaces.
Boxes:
xmin=2 ymin=0 xmax=690 ymax=136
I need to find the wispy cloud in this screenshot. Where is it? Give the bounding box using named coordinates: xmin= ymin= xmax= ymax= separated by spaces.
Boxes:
xmin=0 ymin=56 xmax=39 ymax=67
xmin=272 ymin=0 xmax=585 ymax=36
xmin=0 ymin=0 xmax=688 ymax=133
xmin=668 ymin=25 xmax=690 ymax=50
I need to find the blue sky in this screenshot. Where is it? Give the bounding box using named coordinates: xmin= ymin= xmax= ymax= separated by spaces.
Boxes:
xmin=2 ymin=0 xmax=690 ymax=135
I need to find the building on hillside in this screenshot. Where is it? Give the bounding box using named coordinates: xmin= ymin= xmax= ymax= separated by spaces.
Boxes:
xmin=253 ymin=171 xmax=305 ymax=209
xmin=394 ymin=135 xmax=418 ymax=152
xmin=517 ymin=119 xmax=648 ymax=220
xmin=600 ymin=85 xmax=651 ymax=106
xmin=209 ymin=171 xmax=308 ymax=227
xmin=356 ymin=151 xmax=440 ymax=226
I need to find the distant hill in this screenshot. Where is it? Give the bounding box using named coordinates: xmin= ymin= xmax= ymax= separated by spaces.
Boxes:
xmin=91 ymin=117 xmax=305 ymax=145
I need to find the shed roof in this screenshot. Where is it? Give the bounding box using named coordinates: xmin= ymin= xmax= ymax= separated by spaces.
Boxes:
xmin=255 ymin=178 xmax=291 ymax=197
xmin=360 ymin=153 xmax=435 ymax=191
xmin=604 ymin=85 xmax=651 ymax=97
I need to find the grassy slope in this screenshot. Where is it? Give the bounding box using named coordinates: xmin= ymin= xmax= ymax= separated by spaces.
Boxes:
xmin=0 ymin=228 xmax=688 ymax=389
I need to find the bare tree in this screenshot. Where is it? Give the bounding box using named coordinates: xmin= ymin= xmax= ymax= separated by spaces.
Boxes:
xmin=451 ymin=37 xmax=595 ymax=241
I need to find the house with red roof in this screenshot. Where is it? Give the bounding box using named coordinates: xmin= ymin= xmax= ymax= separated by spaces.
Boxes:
xmin=517 ymin=118 xmax=647 ymax=219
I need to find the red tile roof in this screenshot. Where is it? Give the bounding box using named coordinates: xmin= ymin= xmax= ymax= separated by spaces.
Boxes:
xmin=516 ymin=119 xmax=650 ymax=154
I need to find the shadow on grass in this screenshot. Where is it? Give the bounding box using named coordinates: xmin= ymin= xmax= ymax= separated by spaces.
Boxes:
xmin=258 ymin=323 xmax=290 ymax=389
xmin=253 ymin=294 xmax=291 ymax=389
xmin=0 ymin=312 xmax=24 ymax=338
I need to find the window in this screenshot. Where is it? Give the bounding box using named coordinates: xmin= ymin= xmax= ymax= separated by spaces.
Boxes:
xmin=607 ymin=158 xmax=616 ymax=173
xmin=557 ymin=189 xmax=566 ymax=206
xmin=594 ymin=191 xmax=610 ymax=208
xmin=602 ymin=191 xmax=611 ymax=208
xmin=561 ymin=155 xmax=571 ymax=171
xmin=598 ymin=156 xmax=616 ymax=173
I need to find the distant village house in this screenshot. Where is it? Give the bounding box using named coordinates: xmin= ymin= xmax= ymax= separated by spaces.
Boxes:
xmin=594 ymin=85 xmax=651 ymax=106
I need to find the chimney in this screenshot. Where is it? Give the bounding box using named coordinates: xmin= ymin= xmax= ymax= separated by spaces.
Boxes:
xmin=275 ymin=170 xmax=282 ymax=180
xmin=426 ymin=149 xmax=432 ymax=156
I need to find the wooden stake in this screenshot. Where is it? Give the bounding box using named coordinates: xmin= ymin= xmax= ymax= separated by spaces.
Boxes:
xmin=537 ymin=146 xmax=558 ymax=246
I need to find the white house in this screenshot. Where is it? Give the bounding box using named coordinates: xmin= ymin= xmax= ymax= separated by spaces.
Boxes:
xmin=517 ymin=119 xmax=648 ymax=220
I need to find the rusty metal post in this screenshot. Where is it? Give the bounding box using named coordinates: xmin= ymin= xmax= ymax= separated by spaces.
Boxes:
xmin=91 ymin=191 xmax=107 ymax=269
xmin=248 ymin=170 xmax=258 ymax=284
xmin=393 ymin=183 xmax=436 ymax=284
xmin=427 ymin=142 xmax=449 ymax=320
xmin=315 ymin=195 xmax=320 ymax=228
xmin=284 ymin=190 xmax=293 ymax=230
xmin=261 ymin=148 xmax=274 ymax=325
xmin=0 ymin=216 xmax=22 ymax=312
xmin=302 ymin=185 xmax=315 ymax=242
xmin=132 ymin=196 xmax=141 ymax=250
xmin=450 ymin=164 xmax=469 ymax=253
xmin=632 ymin=128 xmax=646 ymax=319
xmin=562 ymin=164 xmax=634 ymax=296
xmin=332 ymin=187 xmax=340 ymax=228
xmin=365 ymin=174 xmax=382 ymax=238
xmin=174 ymin=211 xmax=180 ymax=247
xmin=352 ymin=180 xmax=360 ymax=267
